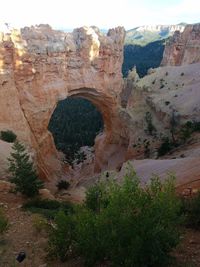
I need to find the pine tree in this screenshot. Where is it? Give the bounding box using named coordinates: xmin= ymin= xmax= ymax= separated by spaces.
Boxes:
xmin=8 ymin=140 xmax=44 ymax=197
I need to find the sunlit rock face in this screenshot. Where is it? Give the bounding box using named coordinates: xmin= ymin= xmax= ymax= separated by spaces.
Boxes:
xmin=0 ymin=24 xmax=126 ymax=180
xmin=161 ymin=24 xmax=200 ymax=66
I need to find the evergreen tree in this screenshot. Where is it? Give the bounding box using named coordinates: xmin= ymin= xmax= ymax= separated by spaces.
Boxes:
xmin=8 ymin=140 xmax=44 ymax=197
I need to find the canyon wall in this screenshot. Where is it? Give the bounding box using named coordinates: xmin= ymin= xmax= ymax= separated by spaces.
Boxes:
xmin=0 ymin=24 xmax=126 ymax=181
xmin=161 ymin=23 xmax=200 ymax=66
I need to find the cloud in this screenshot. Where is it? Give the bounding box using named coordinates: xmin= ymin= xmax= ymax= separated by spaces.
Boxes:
xmin=166 ymin=0 xmax=200 ymax=21
xmin=0 ymin=0 xmax=199 ymax=29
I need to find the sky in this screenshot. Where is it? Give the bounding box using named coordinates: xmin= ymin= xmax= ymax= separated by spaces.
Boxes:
xmin=1 ymin=0 xmax=200 ymax=30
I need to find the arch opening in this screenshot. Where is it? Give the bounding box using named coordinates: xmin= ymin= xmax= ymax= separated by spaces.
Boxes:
xmin=48 ymin=97 xmax=104 ymax=166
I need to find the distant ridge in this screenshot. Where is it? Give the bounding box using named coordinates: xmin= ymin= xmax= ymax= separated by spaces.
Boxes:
xmin=125 ymin=24 xmax=186 ymax=46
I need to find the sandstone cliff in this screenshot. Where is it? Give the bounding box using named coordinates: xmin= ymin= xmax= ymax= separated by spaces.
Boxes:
xmin=120 ymin=28 xmax=200 ymax=189
xmin=0 ymin=24 xmax=126 ymax=181
xmin=161 ymin=23 xmax=200 ymax=66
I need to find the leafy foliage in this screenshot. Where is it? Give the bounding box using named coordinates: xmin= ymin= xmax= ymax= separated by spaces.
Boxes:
xmin=0 ymin=208 xmax=9 ymax=235
xmin=180 ymin=121 xmax=200 ymax=142
xmin=48 ymin=166 xmax=182 ymax=266
xmin=7 ymin=140 xmax=44 ymax=197
xmin=85 ymin=180 xmax=110 ymax=213
xmin=0 ymin=130 xmax=17 ymax=143
xmin=157 ymin=120 xmax=200 ymax=156
xmin=48 ymin=210 xmax=75 ymax=261
xmin=157 ymin=137 xmax=174 ymax=156
xmin=181 ymin=192 xmax=200 ymax=229
xmin=56 ymin=180 xmax=70 ymax=191
xmin=145 ymin=111 xmax=156 ymax=135
xmin=32 ymin=214 xmax=49 ymax=233
xmin=23 ymin=198 xmax=73 ymax=219
xmin=48 ymin=98 xmax=103 ymax=164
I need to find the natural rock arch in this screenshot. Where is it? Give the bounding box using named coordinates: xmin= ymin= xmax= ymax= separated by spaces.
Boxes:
xmin=0 ymin=24 xmax=128 ymax=181
xmin=45 ymin=87 xmax=124 ymax=178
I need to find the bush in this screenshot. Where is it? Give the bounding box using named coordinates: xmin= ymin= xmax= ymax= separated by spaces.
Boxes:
xmin=32 ymin=214 xmax=49 ymax=233
xmin=7 ymin=140 xmax=44 ymax=197
xmin=0 ymin=208 xmax=9 ymax=234
xmin=23 ymin=198 xmax=73 ymax=219
xmin=181 ymin=192 xmax=200 ymax=229
xmin=145 ymin=112 xmax=156 ymax=136
xmin=184 ymin=121 xmax=200 ymax=133
xmin=179 ymin=121 xmax=200 ymax=143
xmin=165 ymin=101 xmax=170 ymax=106
xmin=56 ymin=180 xmax=70 ymax=191
xmin=179 ymin=125 xmax=192 ymax=142
xmin=85 ymin=181 xmax=110 ymax=213
xmin=48 ymin=210 xmax=74 ymax=261
xmin=158 ymin=137 xmax=173 ymax=156
xmin=48 ymin=166 xmax=182 ymax=266
xmin=0 ymin=130 xmax=17 ymax=143
xmin=192 ymin=121 xmax=200 ymax=131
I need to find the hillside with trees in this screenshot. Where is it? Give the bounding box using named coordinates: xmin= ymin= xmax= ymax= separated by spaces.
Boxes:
xmin=122 ymin=39 xmax=165 ymax=77
xmin=122 ymin=24 xmax=186 ymax=77
xmin=48 ymin=97 xmax=103 ymax=164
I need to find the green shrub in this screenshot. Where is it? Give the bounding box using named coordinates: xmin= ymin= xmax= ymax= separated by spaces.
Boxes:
xmin=23 ymin=198 xmax=72 ymax=219
xmin=158 ymin=137 xmax=173 ymax=156
xmin=165 ymin=101 xmax=170 ymax=106
xmin=179 ymin=125 xmax=192 ymax=142
xmin=48 ymin=210 xmax=75 ymax=261
xmin=179 ymin=121 xmax=200 ymax=143
xmin=56 ymin=180 xmax=70 ymax=191
xmin=145 ymin=112 xmax=156 ymax=135
xmin=185 ymin=121 xmax=200 ymax=132
xmin=0 ymin=208 xmax=9 ymax=234
xmin=181 ymin=192 xmax=200 ymax=229
xmin=144 ymin=140 xmax=150 ymax=158
xmin=192 ymin=121 xmax=200 ymax=131
xmin=85 ymin=181 xmax=110 ymax=213
xmin=48 ymin=166 xmax=182 ymax=266
xmin=32 ymin=214 xmax=49 ymax=233
xmin=0 ymin=130 xmax=17 ymax=143
xmin=7 ymin=140 xmax=44 ymax=197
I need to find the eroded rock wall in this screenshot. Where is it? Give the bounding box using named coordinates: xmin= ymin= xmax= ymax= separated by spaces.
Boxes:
xmin=161 ymin=23 xmax=200 ymax=66
xmin=0 ymin=24 xmax=126 ymax=181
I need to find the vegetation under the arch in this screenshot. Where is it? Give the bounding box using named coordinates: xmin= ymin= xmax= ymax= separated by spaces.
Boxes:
xmin=48 ymin=97 xmax=103 ymax=164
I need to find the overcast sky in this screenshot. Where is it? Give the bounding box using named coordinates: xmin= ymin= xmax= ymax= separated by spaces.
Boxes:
xmin=1 ymin=0 xmax=200 ymax=30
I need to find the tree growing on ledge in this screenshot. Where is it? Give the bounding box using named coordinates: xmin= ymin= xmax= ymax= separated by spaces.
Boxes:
xmin=8 ymin=140 xmax=44 ymax=197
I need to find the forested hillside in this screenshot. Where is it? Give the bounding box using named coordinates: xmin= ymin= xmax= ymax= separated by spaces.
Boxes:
xmin=48 ymin=98 xmax=103 ymax=163
xmin=122 ymin=39 xmax=165 ymax=77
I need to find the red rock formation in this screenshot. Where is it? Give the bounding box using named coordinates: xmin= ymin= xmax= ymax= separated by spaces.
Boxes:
xmin=161 ymin=24 xmax=200 ymax=66
xmin=0 ymin=25 xmax=126 ymax=181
